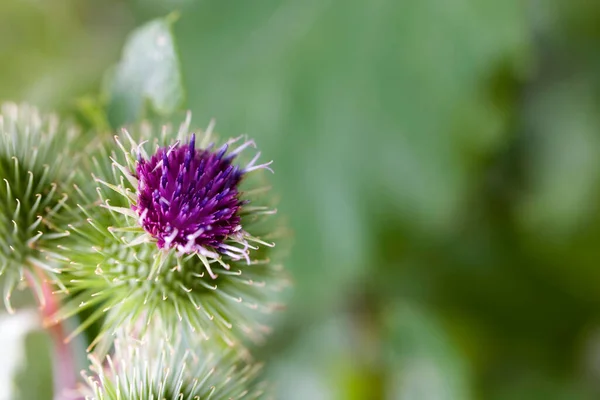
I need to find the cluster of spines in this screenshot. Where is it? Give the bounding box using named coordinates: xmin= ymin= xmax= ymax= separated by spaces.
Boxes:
xmin=80 ymin=325 xmax=269 ymax=400
xmin=51 ymin=116 xmax=288 ymax=351
xmin=0 ymin=103 xmax=77 ymax=312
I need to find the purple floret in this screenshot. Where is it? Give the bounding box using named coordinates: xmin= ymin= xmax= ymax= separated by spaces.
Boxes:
xmin=133 ymin=134 xmax=244 ymax=254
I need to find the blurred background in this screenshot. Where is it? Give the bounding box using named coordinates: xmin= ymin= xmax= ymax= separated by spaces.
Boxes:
xmin=2 ymin=0 xmax=600 ymax=399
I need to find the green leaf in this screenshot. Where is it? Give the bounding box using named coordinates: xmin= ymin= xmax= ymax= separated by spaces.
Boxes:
xmin=106 ymin=14 xmax=185 ymax=127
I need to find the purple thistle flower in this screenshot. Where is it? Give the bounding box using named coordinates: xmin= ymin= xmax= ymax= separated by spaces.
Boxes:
xmin=133 ymin=134 xmax=263 ymax=257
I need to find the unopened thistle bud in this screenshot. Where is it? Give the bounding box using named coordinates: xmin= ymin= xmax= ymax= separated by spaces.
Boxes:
xmin=53 ymin=114 xmax=289 ymax=349
xmin=81 ymin=325 xmax=268 ymax=399
xmin=0 ymin=103 xmax=77 ymax=312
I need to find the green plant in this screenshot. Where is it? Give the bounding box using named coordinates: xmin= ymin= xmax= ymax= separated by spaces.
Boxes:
xmin=0 ymin=15 xmax=288 ymax=399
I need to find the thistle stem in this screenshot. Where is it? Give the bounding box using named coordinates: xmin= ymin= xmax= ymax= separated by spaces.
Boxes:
xmin=25 ymin=270 xmax=77 ymax=400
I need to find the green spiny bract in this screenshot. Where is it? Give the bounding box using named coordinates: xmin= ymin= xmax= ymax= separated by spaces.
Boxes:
xmin=81 ymin=324 xmax=269 ymax=400
xmin=52 ymin=115 xmax=289 ymax=350
xmin=0 ymin=102 xmax=78 ymax=312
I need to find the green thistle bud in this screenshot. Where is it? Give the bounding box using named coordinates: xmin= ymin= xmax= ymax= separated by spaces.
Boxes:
xmin=80 ymin=324 xmax=269 ymax=399
xmin=53 ymin=114 xmax=289 ymax=350
xmin=0 ymin=103 xmax=78 ymax=312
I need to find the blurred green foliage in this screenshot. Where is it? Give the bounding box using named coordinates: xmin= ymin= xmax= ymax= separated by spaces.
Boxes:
xmin=106 ymin=14 xmax=184 ymax=127
xmin=13 ymin=331 xmax=53 ymax=400
xmin=3 ymin=0 xmax=600 ymax=398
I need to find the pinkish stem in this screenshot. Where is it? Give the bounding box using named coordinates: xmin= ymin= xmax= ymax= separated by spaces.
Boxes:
xmin=25 ymin=270 xmax=78 ymax=400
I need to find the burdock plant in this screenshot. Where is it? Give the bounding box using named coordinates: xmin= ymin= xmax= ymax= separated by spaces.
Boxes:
xmin=0 ymin=14 xmax=288 ymax=400
xmin=52 ymin=116 xmax=287 ymax=350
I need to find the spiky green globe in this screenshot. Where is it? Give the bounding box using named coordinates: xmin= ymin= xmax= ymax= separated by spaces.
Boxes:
xmin=81 ymin=324 xmax=269 ymax=399
xmin=53 ymin=115 xmax=289 ymax=350
xmin=0 ymin=103 xmax=78 ymax=312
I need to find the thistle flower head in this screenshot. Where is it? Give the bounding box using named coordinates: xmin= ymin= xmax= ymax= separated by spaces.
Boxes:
xmin=134 ymin=134 xmax=248 ymax=255
xmin=53 ymin=115 xmax=289 ymax=350
xmin=81 ymin=325 xmax=268 ymax=399
xmin=0 ymin=103 xmax=78 ymax=312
